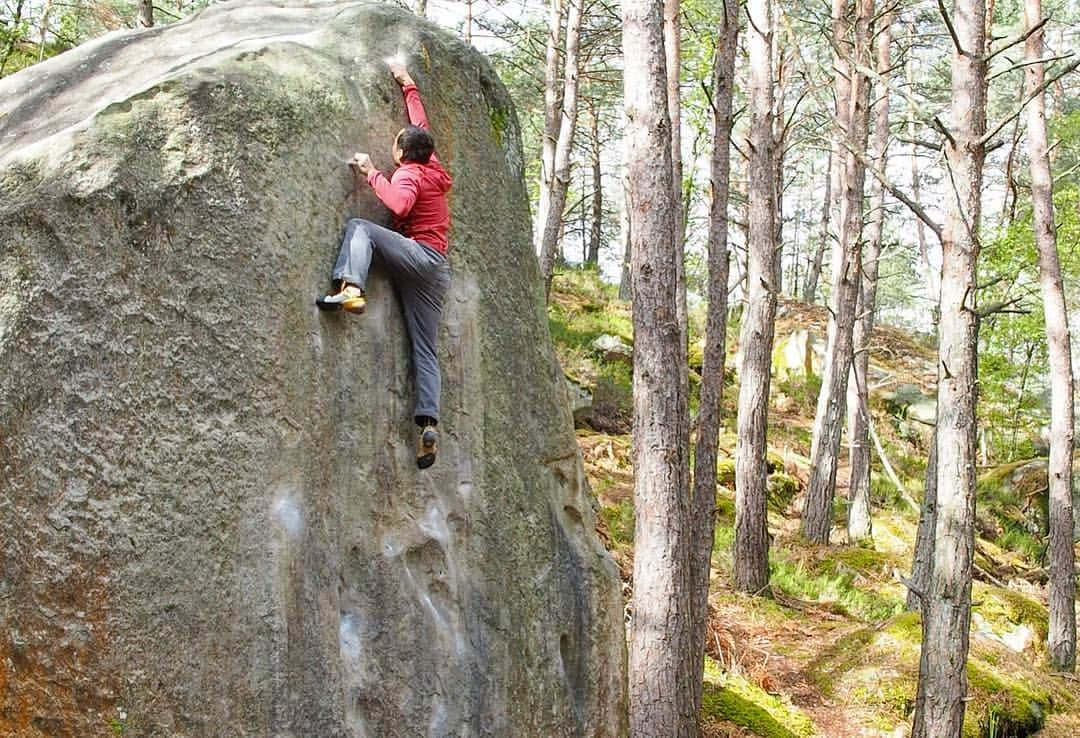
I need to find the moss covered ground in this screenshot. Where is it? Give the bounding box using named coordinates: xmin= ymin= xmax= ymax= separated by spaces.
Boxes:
xmin=552 ymin=266 xmax=1080 ymax=737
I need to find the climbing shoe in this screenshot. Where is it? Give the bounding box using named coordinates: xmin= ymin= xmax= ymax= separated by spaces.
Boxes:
xmin=417 ymin=425 xmax=438 ymax=469
xmin=316 ymin=284 xmax=366 ymax=314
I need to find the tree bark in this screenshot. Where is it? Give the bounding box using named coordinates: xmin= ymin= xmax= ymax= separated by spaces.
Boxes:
xmin=846 ymin=11 xmax=893 ymax=544
xmin=907 ymin=434 xmax=937 ymax=611
xmin=690 ymin=0 xmax=738 ymax=722
xmin=1025 ymin=0 xmax=1076 ymax=673
xmin=538 ymin=0 xmax=584 ymax=295
xmin=802 ymin=152 xmax=831 ymax=303
xmin=619 ymin=177 xmax=632 ymax=300
xmin=137 ymin=0 xmax=153 ymax=28
xmin=587 ymin=105 xmax=603 ymax=265
xmin=802 ymin=0 xmax=872 ymax=544
xmin=623 ymin=0 xmax=693 ymax=732
xmin=911 ymin=0 xmax=987 ymax=732
xmin=665 ymin=0 xmax=689 ymax=356
xmin=906 ymin=21 xmax=935 ymax=297
xmin=537 ymin=0 xmax=564 ymax=266
xmin=734 ymin=0 xmax=777 ymax=594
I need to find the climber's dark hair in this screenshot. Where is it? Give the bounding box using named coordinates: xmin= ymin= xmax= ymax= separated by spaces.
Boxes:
xmin=397 ymin=125 xmax=435 ymax=164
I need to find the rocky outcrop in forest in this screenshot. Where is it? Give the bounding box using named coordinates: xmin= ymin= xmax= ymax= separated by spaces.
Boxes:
xmin=0 ymin=2 xmax=627 ymax=736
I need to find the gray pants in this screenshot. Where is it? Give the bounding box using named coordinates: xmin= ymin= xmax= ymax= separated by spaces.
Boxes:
xmin=332 ymin=218 xmax=450 ymax=422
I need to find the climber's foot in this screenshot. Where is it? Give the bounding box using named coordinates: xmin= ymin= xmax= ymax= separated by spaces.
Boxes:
xmin=417 ymin=425 xmax=438 ymax=469
xmin=316 ymin=284 xmax=366 ymax=314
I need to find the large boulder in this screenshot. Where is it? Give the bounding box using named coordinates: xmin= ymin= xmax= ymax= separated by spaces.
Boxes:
xmin=0 ymin=3 xmax=626 ymax=736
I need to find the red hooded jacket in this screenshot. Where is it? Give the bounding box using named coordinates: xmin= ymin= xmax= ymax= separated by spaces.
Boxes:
xmin=366 ymin=84 xmax=453 ymax=254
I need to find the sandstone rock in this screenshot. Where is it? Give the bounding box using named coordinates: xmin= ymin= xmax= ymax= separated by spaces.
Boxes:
xmin=0 ymin=3 xmax=626 ymax=736
xmin=590 ymin=333 xmax=633 ymax=364
xmin=770 ymin=328 xmax=823 ymax=381
xmin=566 ymin=377 xmax=594 ymax=427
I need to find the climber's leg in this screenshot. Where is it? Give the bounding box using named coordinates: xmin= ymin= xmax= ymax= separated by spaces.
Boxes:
xmin=396 ymin=246 xmax=450 ymax=424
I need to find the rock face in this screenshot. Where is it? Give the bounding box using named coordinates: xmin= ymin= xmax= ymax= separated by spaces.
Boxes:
xmin=0 ymin=3 xmax=627 ymax=736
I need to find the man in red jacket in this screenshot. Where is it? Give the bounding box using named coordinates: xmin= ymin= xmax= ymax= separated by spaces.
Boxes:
xmin=317 ymin=62 xmax=451 ymax=470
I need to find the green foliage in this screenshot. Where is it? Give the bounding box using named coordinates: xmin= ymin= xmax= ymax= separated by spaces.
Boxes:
xmin=978 ymin=107 xmax=1080 ymax=464
xmin=701 ymin=658 xmax=816 ymax=738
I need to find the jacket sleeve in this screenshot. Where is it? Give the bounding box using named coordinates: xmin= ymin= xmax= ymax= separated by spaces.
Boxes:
xmin=368 ymin=166 xmax=420 ymax=218
xmin=401 ymin=83 xmax=441 ymax=165
xmin=402 ymin=84 xmax=429 ymax=130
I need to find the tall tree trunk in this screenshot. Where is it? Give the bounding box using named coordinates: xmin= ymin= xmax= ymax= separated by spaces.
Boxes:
xmin=623 ymin=0 xmax=693 ymax=732
xmin=538 ymin=0 xmax=584 ymax=295
xmin=690 ymin=0 xmax=738 ymax=722
xmin=137 ymin=0 xmax=153 ymax=28
xmin=802 ymin=0 xmax=872 ymax=544
xmin=905 ymin=21 xmax=936 ymax=298
xmin=846 ymin=12 xmax=893 ymax=544
xmin=1026 ymin=0 xmax=1077 ymax=672
xmin=587 ymin=106 xmax=603 ymax=266
xmin=772 ymin=23 xmax=787 ymax=294
xmin=907 ymin=435 xmax=938 ymax=611
xmin=537 ymin=0 xmax=564 ymax=263
xmin=619 ymin=179 xmax=632 ymax=300
xmin=911 ymin=0 xmax=987 ymax=732
xmin=665 ymin=0 xmax=689 ymax=355
xmin=802 ymin=152 xmax=831 ymax=303
xmin=734 ymin=0 xmax=777 ymax=594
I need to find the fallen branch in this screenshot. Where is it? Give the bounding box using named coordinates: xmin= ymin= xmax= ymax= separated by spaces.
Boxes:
xmin=867 ymin=412 xmax=922 ymax=515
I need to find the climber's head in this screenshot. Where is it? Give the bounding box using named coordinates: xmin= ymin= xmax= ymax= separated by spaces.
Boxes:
xmin=394 ymin=125 xmax=435 ymax=165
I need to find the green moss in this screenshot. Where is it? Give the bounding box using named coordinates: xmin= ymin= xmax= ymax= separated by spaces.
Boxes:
xmin=964 ymin=662 xmax=1049 ymax=738
xmin=701 ymin=659 xmax=815 ymax=738
xmin=488 ymin=104 xmax=510 ymax=146
xmin=973 ymin=583 xmax=1049 ymax=643
xmin=882 ymin=610 xmax=922 ymax=644
xmin=767 ymin=473 xmax=800 ymax=509
xmin=810 ymin=626 xmax=879 ymax=696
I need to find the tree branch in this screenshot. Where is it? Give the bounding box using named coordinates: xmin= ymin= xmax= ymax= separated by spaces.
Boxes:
xmin=846 ymin=141 xmax=944 ymax=240
xmin=977 ymin=296 xmax=1029 ymax=318
xmin=980 ymin=57 xmax=1080 ymax=148
xmin=985 ymin=15 xmax=1048 ymax=62
xmin=988 ymin=53 xmax=1075 ymax=83
xmin=937 ymin=0 xmax=966 ymax=56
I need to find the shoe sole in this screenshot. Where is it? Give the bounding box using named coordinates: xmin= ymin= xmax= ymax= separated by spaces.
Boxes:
xmin=342 ymin=297 xmax=366 ymax=314
xmin=418 ymin=430 xmax=437 ymax=469
xmin=315 ymin=296 xmax=366 ymax=314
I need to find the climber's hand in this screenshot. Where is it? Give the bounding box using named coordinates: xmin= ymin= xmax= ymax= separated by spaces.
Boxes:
xmin=350 ymin=153 xmax=374 ymax=176
xmin=387 ymin=60 xmax=414 ymax=87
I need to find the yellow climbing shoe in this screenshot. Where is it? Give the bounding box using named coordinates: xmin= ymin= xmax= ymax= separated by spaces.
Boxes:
xmin=316 ymin=284 xmax=366 ymax=314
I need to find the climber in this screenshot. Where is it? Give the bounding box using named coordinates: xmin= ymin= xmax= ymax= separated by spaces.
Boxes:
xmin=317 ymin=60 xmax=452 ymax=470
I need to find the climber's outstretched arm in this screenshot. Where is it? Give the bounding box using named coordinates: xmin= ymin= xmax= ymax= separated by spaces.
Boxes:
xmin=388 ymin=61 xmax=429 ymax=131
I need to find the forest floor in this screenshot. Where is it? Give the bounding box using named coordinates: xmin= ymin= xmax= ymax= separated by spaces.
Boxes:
xmin=550 ymin=267 xmax=1080 ymax=738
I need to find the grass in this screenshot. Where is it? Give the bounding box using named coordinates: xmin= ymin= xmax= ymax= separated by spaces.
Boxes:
xmin=768 ymin=546 xmax=906 ymax=623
